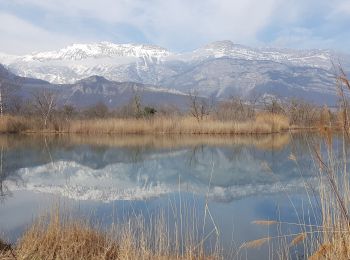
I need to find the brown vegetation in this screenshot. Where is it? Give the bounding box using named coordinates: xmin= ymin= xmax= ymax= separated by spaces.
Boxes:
xmin=0 ymin=85 xmax=342 ymax=135
xmin=0 ymin=207 xmax=221 ymax=260
xmin=69 ymin=113 xmax=290 ymax=135
xmin=0 ymin=113 xmax=291 ymax=135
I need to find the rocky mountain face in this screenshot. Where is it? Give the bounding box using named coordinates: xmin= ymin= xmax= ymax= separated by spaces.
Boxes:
xmin=0 ymin=64 xmax=190 ymax=109
xmin=64 ymin=76 xmax=189 ymax=108
xmin=0 ymin=40 xmax=349 ymax=105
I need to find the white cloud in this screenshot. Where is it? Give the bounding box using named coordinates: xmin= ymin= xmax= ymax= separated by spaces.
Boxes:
xmin=9 ymin=0 xmax=141 ymax=23
xmin=0 ymin=13 xmax=79 ymax=54
xmin=333 ymin=1 xmax=350 ymax=15
xmin=271 ymin=27 xmax=334 ymax=49
xmin=0 ymin=0 xmax=350 ymax=53
xmin=2 ymin=0 xmax=282 ymax=50
xmin=139 ymin=0 xmax=280 ymax=48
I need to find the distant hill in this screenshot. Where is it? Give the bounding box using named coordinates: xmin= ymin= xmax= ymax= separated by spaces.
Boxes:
xmin=0 ymin=64 xmax=190 ymax=109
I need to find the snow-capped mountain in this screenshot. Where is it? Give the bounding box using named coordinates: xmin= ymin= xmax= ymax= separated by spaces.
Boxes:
xmin=0 ymin=40 xmax=349 ymax=104
xmin=24 ymin=42 xmax=172 ymax=62
xmin=1 ymin=42 xmax=173 ymax=84
xmin=179 ymin=40 xmax=334 ymax=69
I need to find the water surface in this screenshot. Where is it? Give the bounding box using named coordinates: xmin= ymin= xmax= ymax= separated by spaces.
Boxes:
xmin=0 ymin=134 xmax=330 ymax=259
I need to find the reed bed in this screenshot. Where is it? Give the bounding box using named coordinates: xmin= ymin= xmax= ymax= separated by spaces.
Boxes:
xmin=0 ymin=205 xmax=222 ymax=260
xmin=0 ymin=113 xmax=290 ymax=135
xmin=70 ymin=114 xmax=290 ymax=135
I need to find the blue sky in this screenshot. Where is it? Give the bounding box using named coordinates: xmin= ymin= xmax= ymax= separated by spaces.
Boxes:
xmin=0 ymin=0 xmax=350 ymax=54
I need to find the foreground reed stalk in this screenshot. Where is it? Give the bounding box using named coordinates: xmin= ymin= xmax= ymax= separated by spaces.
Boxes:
xmin=239 ymin=69 xmax=350 ymax=259
xmin=0 ymin=207 xmax=222 ymax=260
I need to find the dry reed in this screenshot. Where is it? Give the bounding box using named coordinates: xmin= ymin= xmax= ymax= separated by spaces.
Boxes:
xmin=289 ymin=233 xmax=306 ymax=247
xmin=251 ymin=220 xmax=278 ymax=226
xmin=0 ymin=114 xmax=290 ymax=135
xmin=240 ymin=237 xmax=271 ymax=249
xmin=0 ymin=207 xmax=222 ymax=260
xmin=68 ymin=115 xmax=290 ymax=135
xmin=240 ymin=70 xmax=350 ymax=259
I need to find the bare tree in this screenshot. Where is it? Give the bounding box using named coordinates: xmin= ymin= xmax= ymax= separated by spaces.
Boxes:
xmin=118 ymin=88 xmax=146 ymax=118
xmin=84 ymin=102 xmax=109 ymax=118
xmin=285 ymin=99 xmax=320 ymax=127
xmin=32 ymin=90 xmax=58 ymax=128
xmin=7 ymin=95 xmax=23 ymax=115
xmin=335 ymin=65 xmax=350 ymax=131
xmin=0 ymin=79 xmax=20 ymax=116
xmin=0 ymin=83 xmax=3 ymax=117
xmin=263 ymin=96 xmax=285 ymax=114
xmin=132 ymin=87 xmax=143 ymax=118
xmin=189 ymin=91 xmax=210 ymax=121
xmin=0 ymin=146 xmax=7 ymax=200
xmin=214 ymin=96 xmax=256 ymax=121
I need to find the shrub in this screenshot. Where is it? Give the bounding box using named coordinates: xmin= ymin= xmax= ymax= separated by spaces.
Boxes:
xmin=143 ymin=106 xmax=157 ymax=117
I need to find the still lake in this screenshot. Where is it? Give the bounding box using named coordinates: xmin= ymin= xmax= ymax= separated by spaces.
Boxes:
xmin=0 ymin=133 xmax=332 ymax=259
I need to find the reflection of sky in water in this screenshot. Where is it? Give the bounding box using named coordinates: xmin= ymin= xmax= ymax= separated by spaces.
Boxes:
xmin=0 ymin=134 xmax=331 ymax=258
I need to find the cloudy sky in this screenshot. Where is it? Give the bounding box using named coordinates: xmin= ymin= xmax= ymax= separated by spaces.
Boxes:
xmin=0 ymin=0 xmax=350 ymax=54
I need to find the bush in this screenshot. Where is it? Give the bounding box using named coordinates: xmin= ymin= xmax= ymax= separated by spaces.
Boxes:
xmin=143 ymin=106 xmax=157 ymax=117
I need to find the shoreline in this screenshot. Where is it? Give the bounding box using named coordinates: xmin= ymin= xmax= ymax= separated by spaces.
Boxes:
xmin=0 ymin=126 xmax=336 ymax=135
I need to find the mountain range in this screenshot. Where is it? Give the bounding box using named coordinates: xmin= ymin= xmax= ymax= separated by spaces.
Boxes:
xmin=1 ymin=40 xmax=349 ymax=106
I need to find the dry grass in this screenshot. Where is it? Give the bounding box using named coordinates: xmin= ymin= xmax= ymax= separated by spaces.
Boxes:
xmin=13 ymin=213 xmax=119 ymax=260
xmin=69 ymin=114 xmax=290 ymax=135
xmin=240 ymin=237 xmax=271 ymax=249
xmin=306 ymin=137 xmax=350 ymax=260
xmin=0 ymin=208 xmax=221 ymax=260
xmin=0 ymin=116 xmax=32 ymax=134
xmin=0 ymin=113 xmax=290 ymax=135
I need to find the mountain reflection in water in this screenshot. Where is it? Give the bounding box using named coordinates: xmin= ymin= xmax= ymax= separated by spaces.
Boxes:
xmin=0 ymin=133 xmax=333 ymax=259
xmin=0 ymin=133 xmax=319 ymax=202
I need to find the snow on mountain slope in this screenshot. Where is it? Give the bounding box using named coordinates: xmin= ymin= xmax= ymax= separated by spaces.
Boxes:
xmin=2 ymin=42 xmax=173 ymax=84
xmin=22 ymin=42 xmax=172 ymax=62
xmin=0 ymin=40 xmax=347 ymax=104
xmin=182 ymin=40 xmax=334 ymax=69
xmin=0 ymin=40 xmax=337 ymax=84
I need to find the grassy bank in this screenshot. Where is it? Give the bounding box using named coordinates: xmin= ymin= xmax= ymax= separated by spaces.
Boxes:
xmin=0 ymin=113 xmax=291 ymax=135
xmin=0 ymin=208 xmax=222 ymax=260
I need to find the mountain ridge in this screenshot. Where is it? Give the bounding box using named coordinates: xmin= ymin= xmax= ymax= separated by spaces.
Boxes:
xmin=0 ymin=64 xmax=190 ymax=109
xmin=0 ymin=40 xmax=349 ymax=104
